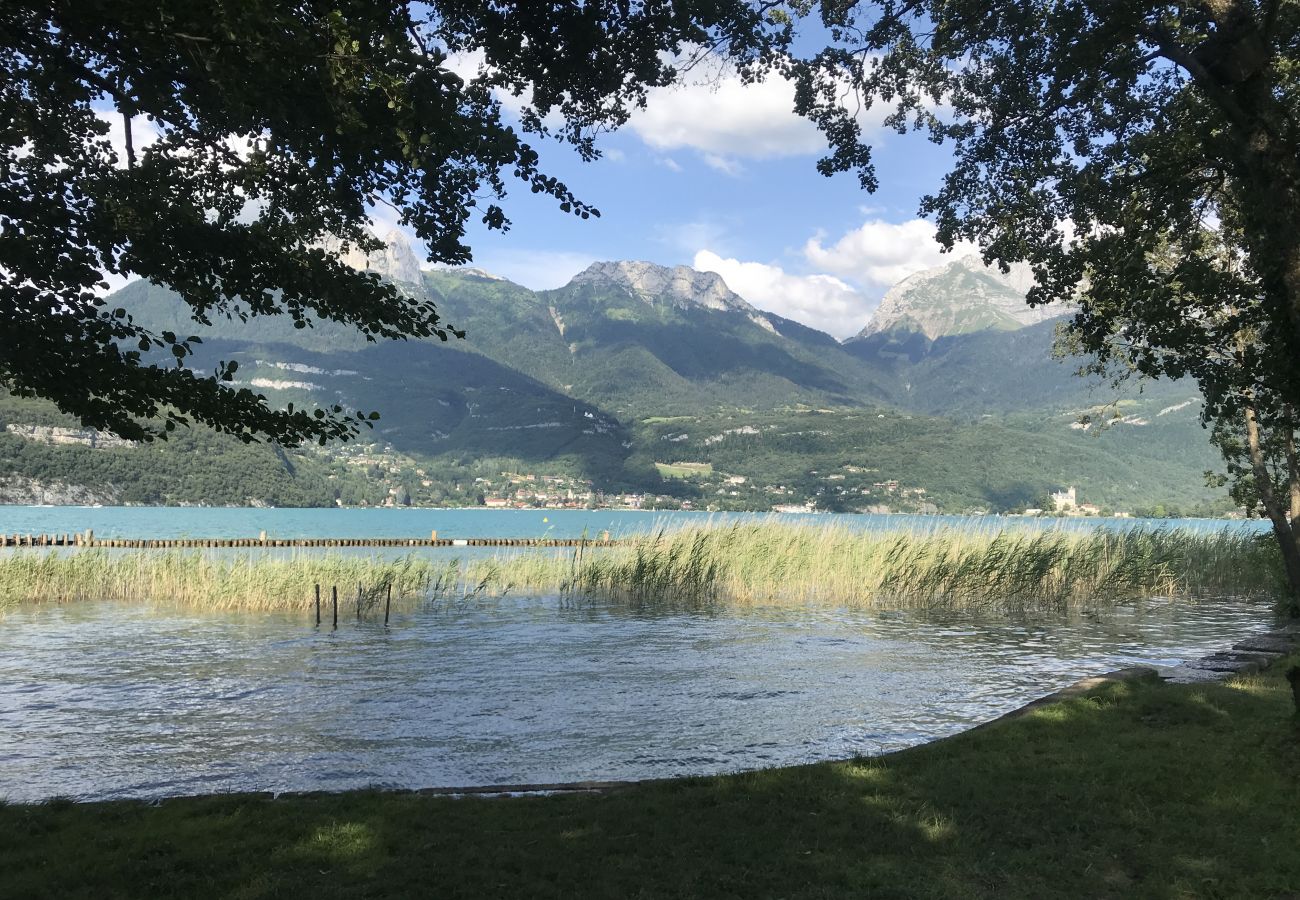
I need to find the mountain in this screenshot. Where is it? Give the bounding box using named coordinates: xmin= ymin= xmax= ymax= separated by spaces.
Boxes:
xmin=847 ymin=255 xmax=1069 ymax=363
xmin=837 ymin=254 xmax=1197 ymax=420
xmin=566 ymin=260 xmax=782 ymax=334
xmin=0 ymin=234 xmax=1230 ymax=514
xmin=319 ymin=230 xmax=423 ymax=286
xmin=533 ymin=260 xmax=893 ymax=416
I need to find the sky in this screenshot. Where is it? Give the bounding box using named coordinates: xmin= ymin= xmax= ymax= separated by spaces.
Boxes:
xmin=381 ymin=61 xmax=977 ymax=340
xmin=96 ymin=58 xmax=974 ymax=341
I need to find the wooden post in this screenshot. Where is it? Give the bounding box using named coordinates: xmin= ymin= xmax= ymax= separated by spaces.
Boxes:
xmin=357 ymin=582 xmax=363 ymax=620
xmin=259 ymin=530 xmax=267 ymax=545
xmin=85 ymin=529 xmax=93 ymax=547
xmin=384 ymin=583 xmax=392 ymax=625
xmin=430 ymin=530 xmax=438 ymax=542
xmin=315 ymin=584 xmax=321 ymax=626
xmin=332 ymin=585 xmax=338 ymax=629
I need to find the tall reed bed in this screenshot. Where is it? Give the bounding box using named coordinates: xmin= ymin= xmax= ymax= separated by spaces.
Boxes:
xmin=562 ymin=523 xmax=1282 ymax=610
xmin=0 ymin=524 xmax=1282 ymax=613
xmin=0 ymin=551 xmax=457 ymax=611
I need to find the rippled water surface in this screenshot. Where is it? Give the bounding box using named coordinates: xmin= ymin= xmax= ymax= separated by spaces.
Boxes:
xmin=0 ymin=504 xmax=1268 ymax=541
xmin=0 ymin=595 xmax=1279 ymax=803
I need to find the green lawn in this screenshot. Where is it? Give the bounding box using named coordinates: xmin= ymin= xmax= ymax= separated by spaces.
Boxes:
xmin=4 ymin=658 xmax=1300 ymax=899
xmin=654 ymin=461 xmax=713 ymax=479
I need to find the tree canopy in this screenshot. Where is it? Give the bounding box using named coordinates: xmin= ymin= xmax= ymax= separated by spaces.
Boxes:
xmin=783 ymin=1 xmax=1299 ymax=415
xmin=1 ymin=0 xmax=780 ymax=444
xmin=773 ymin=1 xmax=1300 ymax=600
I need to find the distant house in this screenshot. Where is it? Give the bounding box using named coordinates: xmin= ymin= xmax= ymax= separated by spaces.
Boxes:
xmin=773 ymin=503 xmax=816 ymax=514
xmin=1052 ymin=486 xmax=1077 ymax=512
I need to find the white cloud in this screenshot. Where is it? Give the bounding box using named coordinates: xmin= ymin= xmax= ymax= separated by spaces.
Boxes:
xmin=93 ymin=110 xmax=161 ymax=167
xmin=693 ymin=250 xmax=869 ymax=339
xmin=626 ymin=54 xmax=909 ymax=173
xmin=444 ymin=48 xmax=487 ymax=84
xmin=803 ymin=218 xmax=978 ymax=289
xmin=702 ymin=153 xmax=743 ymax=176
xmin=628 ymin=71 xmax=823 ymax=165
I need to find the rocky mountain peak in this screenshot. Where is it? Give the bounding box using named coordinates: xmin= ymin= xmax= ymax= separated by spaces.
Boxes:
xmin=853 ymin=253 xmax=1064 ymax=342
xmin=325 ymin=229 xmax=423 ymax=285
xmin=569 ymin=260 xmax=755 ymax=314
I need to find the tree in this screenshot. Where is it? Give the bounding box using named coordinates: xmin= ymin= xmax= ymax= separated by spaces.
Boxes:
xmin=773 ymin=2 xmax=1300 ymax=604
xmin=2 ymin=0 xmax=780 ymax=444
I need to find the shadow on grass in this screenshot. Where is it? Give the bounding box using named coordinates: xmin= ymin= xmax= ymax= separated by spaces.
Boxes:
xmin=4 ymin=667 xmax=1300 ymax=899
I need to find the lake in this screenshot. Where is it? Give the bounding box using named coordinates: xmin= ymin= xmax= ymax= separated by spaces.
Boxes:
xmin=0 ymin=594 xmax=1278 ymax=804
xmin=0 ymin=506 xmax=1279 ymax=804
xmin=0 ymin=505 xmax=1268 ymax=541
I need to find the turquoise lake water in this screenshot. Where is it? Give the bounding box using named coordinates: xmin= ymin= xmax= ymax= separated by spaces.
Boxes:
xmin=0 ymin=504 xmax=1278 ymax=803
xmin=0 ymin=505 xmax=1268 ymax=540
xmin=0 ymin=595 xmax=1278 ymax=803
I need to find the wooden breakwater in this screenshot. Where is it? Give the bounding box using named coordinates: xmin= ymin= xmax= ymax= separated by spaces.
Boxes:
xmin=0 ymin=530 xmax=617 ymax=549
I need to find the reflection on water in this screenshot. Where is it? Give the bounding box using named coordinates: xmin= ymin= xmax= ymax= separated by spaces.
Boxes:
xmin=0 ymin=596 xmax=1278 ymax=803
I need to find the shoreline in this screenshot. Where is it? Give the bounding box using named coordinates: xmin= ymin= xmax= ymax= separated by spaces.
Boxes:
xmin=5 ymin=645 xmax=1299 ymax=898
xmin=0 ymin=500 xmax=1256 ymax=521
xmin=7 ymin=620 xmax=1294 ymax=809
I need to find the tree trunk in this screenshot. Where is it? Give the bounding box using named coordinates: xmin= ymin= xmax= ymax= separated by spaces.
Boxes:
xmin=1245 ymin=405 xmax=1300 ymax=614
xmin=1285 ymin=411 xmax=1300 ymax=522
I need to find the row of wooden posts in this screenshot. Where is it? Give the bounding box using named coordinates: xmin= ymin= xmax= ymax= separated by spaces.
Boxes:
xmin=0 ymin=530 xmax=617 ymax=549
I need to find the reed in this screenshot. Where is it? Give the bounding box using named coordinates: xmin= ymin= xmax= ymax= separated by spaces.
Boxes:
xmin=563 ymin=523 xmax=1281 ymax=609
xmin=0 ymin=524 xmax=1282 ymax=612
xmin=0 ymin=551 xmax=456 ymax=612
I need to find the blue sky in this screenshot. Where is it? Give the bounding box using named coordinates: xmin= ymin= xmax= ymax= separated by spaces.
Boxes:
xmin=390 ymin=60 xmax=976 ymax=339
xmin=101 ymin=58 xmax=972 ymax=340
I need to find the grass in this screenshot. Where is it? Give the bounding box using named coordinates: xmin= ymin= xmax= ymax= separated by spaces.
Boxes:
xmin=0 ymin=551 xmax=460 ymax=612
xmin=563 ymin=523 xmax=1283 ymax=609
xmin=3 ymin=654 xmax=1298 ymax=898
xmin=0 ymin=524 xmax=1283 ymax=612
xmin=654 ymin=461 xmax=714 ymax=478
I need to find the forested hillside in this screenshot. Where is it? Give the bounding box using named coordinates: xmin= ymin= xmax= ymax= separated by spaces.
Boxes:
xmin=0 ymin=240 xmax=1229 ymax=514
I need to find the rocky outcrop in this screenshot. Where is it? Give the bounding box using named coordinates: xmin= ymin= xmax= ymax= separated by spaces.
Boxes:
xmin=5 ymin=424 xmax=135 ymax=450
xmin=0 ymin=476 xmax=119 ymax=506
xmin=569 ymin=260 xmax=769 ymax=320
xmin=854 ymin=254 xmax=1068 ymax=341
xmin=324 ymin=229 xmax=423 ymax=285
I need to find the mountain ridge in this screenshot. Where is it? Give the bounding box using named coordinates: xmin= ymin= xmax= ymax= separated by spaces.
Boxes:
xmin=852 ymin=254 xmax=1068 ymax=342
xmin=0 ymin=235 xmax=1225 ymax=514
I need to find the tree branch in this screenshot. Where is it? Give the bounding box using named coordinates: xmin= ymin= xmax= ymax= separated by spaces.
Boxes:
xmin=122 ymin=111 xmax=135 ymax=168
xmin=1139 ymin=23 xmax=1253 ymax=131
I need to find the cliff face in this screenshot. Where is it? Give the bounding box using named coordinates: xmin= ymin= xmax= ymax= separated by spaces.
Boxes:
xmin=567 ymin=260 xmax=779 ymax=332
xmin=322 ymin=229 xmax=423 ymax=285
xmin=0 ymin=476 xmax=119 ymax=506
xmin=4 ymin=424 xmax=136 ymax=450
xmin=568 ymin=260 xmax=745 ymax=309
xmin=854 ymin=255 xmax=1067 ymax=341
